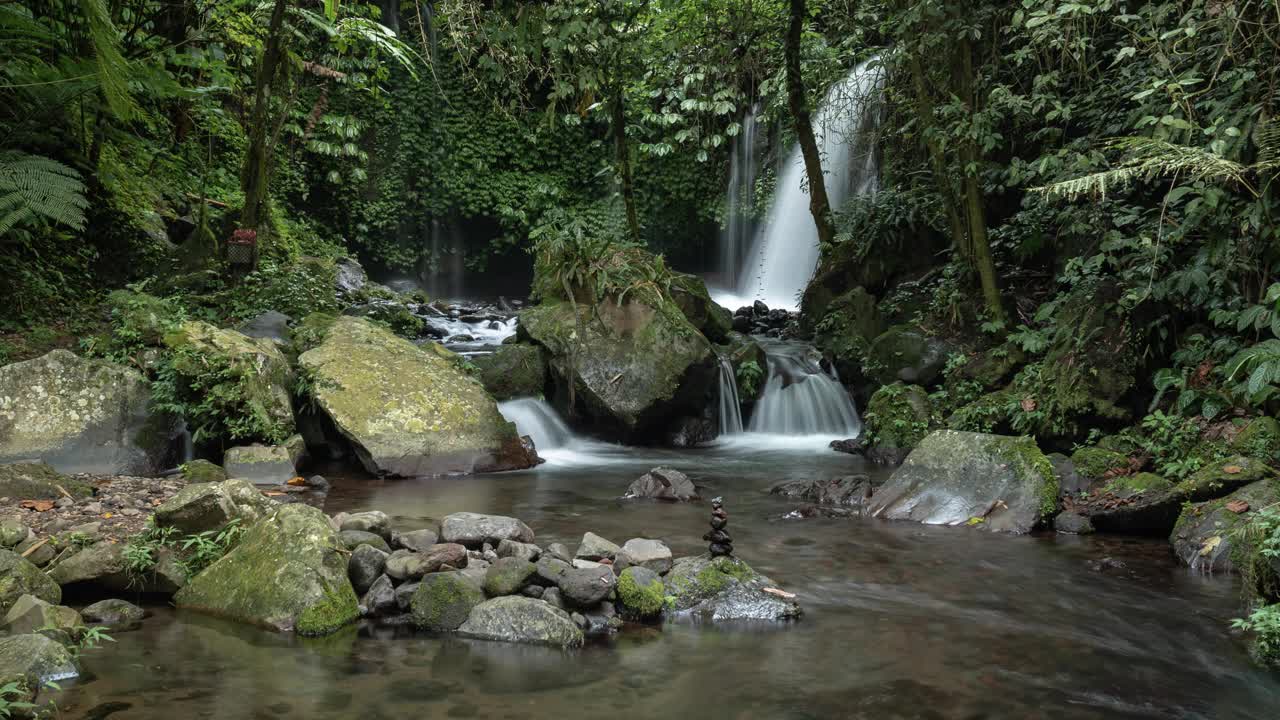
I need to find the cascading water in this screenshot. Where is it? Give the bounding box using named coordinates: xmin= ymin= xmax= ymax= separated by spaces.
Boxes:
xmin=746 ymin=341 xmax=861 ymax=437
xmin=497 ymin=398 xmax=576 ymax=451
xmin=719 ymin=59 xmax=883 ymax=311
xmin=718 ymin=104 xmax=760 ymax=290
xmin=716 ymin=356 xmax=744 ymax=436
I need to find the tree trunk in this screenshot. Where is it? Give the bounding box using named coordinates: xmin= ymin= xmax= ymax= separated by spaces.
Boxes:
xmin=611 ymin=87 xmax=641 ymax=243
xmin=240 ymin=0 xmax=290 ymax=236
xmin=908 ymin=54 xmax=968 ymax=259
xmin=953 ymin=33 xmax=1004 ymax=323
xmin=785 ymin=0 xmax=836 ymax=248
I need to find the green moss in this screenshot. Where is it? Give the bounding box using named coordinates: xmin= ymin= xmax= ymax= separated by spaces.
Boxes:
xmin=295 ymin=584 xmax=359 ymax=637
xmin=617 ymin=568 xmax=665 ymax=618
xmin=1173 ymin=456 xmax=1277 ymax=500
xmin=180 ymin=459 xmax=227 ymax=484
xmin=993 ymin=435 xmax=1060 ymax=517
xmin=1070 ymin=446 xmax=1130 ymax=480
xmin=474 ymin=344 xmax=547 ymax=400
xmin=948 ymin=388 xmax=1016 ymax=433
xmin=866 ymin=382 xmax=933 ymax=450
xmin=1103 ymin=472 xmax=1171 ymax=497
xmin=1232 ymin=417 xmax=1280 ymax=463
xmin=411 ymin=572 xmax=485 ymax=631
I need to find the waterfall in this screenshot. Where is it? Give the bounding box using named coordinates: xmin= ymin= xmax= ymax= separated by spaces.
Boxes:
xmin=747 ymin=342 xmax=862 ymax=436
xmin=717 ymin=356 xmax=744 ymax=436
xmin=726 ymin=59 xmax=883 ymax=312
xmin=497 ymin=399 xmax=575 ymax=451
xmin=719 ymin=105 xmax=760 ymax=290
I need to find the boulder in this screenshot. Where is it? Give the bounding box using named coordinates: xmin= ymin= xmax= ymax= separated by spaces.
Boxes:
xmin=395 ymin=528 xmax=440 ymax=553
xmin=534 ymin=556 xmax=571 ymax=586
xmin=866 ymin=326 xmax=951 ymax=388
xmin=1047 ymin=453 xmax=1088 ymax=496
xmin=338 ymin=530 xmax=390 ymax=553
xmin=299 ymin=317 xmax=535 ymax=476
xmin=0 ymin=351 xmax=175 ymax=475
xmin=518 ymin=299 xmax=715 ymax=443
xmin=574 ymin=532 xmax=619 ymax=561
xmin=770 ymin=475 xmax=875 ymax=509
xmin=174 ymin=504 xmax=358 ymax=635
xmin=0 ymin=520 xmax=28 ymax=548
xmin=2 ymin=594 xmax=82 ymax=635
xmin=865 ymin=383 xmax=933 ymax=458
xmin=0 ymin=549 xmax=61 ymax=613
xmin=483 ymin=557 xmax=537 ymax=596
xmin=180 ymin=459 xmax=228 ymax=484
xmin=411 ymin=571 xmax=486 ymax=631
xmin=335 ymin=257 xmax=367 ymax=296
xmin=339 ymin=511 xmax=391 ymax=540
xmin=457 ymin=596 xmax=584 ymax=648
xmin=670 ymin=273 xmax=734 ymax=343
xmin=222 ymin=435 xmax=305 ymax=485
xmin=624 ymin=467 xmax=699 ymax=501
xmin=829 ymin=437 xmax=866 ymax=456
xmin=360 ymin=574 xmax=398 ymax=618
xmin=617 ymin=538 xmax=673 ymax=574
xmin=556 ymin=565 xmax=616 ymax=608
xmin=153 ymin=479 xmax=278 ymax=535
xmin=616 ymin=566 xmax=665 ymax=618
xmin=1070 ymin=446 xmax=1130 ymax=484
xmin=0 ymin=633 xmax=78 ymax=687
xmin=385 ymin=544 xmax=467 ymax=581
xmin=0 ymin=462 xmax=92 ymax=501
xmin=1081 ymin=457 xmax=1276 ymax=534
xmin=867 ymin=431 xmax=1059 ymax=534
xmin=46 ymin=541 xmax=128 ymax=587
xmin=474 ymin=344 xmax=548 ymax=401
xmin=348 ymin=544 xmax=388 ymax=593
xmin=496 ymin=539 xmax=540 ymax=562
xmin=236 ymin=310 xmax=292 ymax=346
xmin=664 ymin=555 xmax=801 ymax=622
xmin=440 ymin=512 xmax=534 ymax=548
xmin=1171 ymin=478 xmax=1279 ymax=572
xmin=1054 ymin=512 xmax=1095 ymax=535
xmin=812 ymin=287 xmax=883 ymax=379
xmin=81 ymin=598 xmax=145 ymax=630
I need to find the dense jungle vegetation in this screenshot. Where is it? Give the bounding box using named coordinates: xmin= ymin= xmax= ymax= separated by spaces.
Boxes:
xmin=2 ymin=0 xmax=1280 ymax=664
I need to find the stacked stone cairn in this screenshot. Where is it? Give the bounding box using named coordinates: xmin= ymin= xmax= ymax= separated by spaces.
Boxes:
xmin=704 ymin=496 xmax=733 ymax=557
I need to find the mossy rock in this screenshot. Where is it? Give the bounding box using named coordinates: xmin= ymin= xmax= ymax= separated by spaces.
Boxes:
xmin=947 ymin=388 xmax=1017 ymax=434
xmin=0 ymin=350 xmax=176 ymax=475
xmin=1170 ymin=478 xmax=1280 ymax=574
xmin=1070 ymin=446 xmax=1130 ymax=482
xmin=153 ymin=478 xmax=278 ymax=535
xmin=617 ymin=566 xmax=665 ymax=619
xmin=519 ymin=298 xmax=715 ymax=442
xmin=474 ymin=344 xmax=548 ymax=401
xmin=181 ymin=459 xmax=228 ymax=484
xmin=955 ymin=344 xmax=1025 ymax=390
xmin=868 ymin=430 xmax=1059 ymax=534
xmin=0 ymin=633 xmax=79 ymax=688
xmin=866 ymin=383 xmax=933 ymax=451
xmin=410 ymin=571 xmax=485 ymax=631
xmin=866 ymin=325 xmax=951 ymax=388
xmin=1102 ymin=472 xmax=1171 ymax=498
xmin=0 ymin=462 xmax=91 ymax=500
xmin=299 ymin=317 xmax=535 ymax=476
xmin=670 ymin=273 xmax=733 ymax=343
xmin=175 ymin=504 xmax=357 ymax=635
xmin=0 ymin=549 xmax=61 ymax=615
xmin=664 ymin=554 xmax=801 ymax=622
xmin=813 ymin=287 xmax=881 ymax=381
xmin=723 ymin=334 xmax=767 ymax=403
xmin=457 ymin=595 xmax=584 ymax=648
xmin=1172 ymin=456 xmax=1276 ymax=500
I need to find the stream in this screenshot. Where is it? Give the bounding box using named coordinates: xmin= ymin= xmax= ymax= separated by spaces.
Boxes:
xmin=61 ymin=435 xmax=1280 ymax=719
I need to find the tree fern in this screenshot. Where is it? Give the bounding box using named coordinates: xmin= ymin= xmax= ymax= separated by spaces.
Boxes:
xmin=0 ymin=152 xmax=89 ymax=236
xmin=78 ymin=0 xmax=136 ymax=121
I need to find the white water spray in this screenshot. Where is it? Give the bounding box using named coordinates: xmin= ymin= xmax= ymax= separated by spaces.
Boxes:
xmin=746 ymin=343 xmax=861 ymax=437
xmin=717 ymin=356 xmax=744 ymax=436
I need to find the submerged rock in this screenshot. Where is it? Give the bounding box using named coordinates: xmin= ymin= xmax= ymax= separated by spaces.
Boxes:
xmin=458 ymin=596 xmax=584 ymax=648
xmin=624 ymin=467 xmax=699 ymax=501
xmin=81 ymin=598 xmax=145 ymax=630
xmin=299 ymin=316 xmax=536 ymax=476
xmin=175 ymin=504 xmax=358 ymax=635
xmin=770 ymin=475 xmax=875 ymax=509
xmin=0 ymin=350 xmax=176 ymax=475
xmin=867 ymin=430 xmax=1059 ymax=534
xmin=664 ymin=555 xmax=800 ymax=622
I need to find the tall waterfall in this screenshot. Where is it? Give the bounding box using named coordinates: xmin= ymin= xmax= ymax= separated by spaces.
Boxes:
xmin=718 ymin=105 xmax=760 ymax=290
xmin=717 ymin=356 xmax=744 ymax=436
xmin=724 ymin=59 xmax=883 ymax=311
xmin=747 ymin=342 xmax=862 ymax=436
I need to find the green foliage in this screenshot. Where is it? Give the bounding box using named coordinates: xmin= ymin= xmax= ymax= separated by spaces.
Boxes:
xmin=736 ymin=360 xmax=765 ymax=399
xmin=0 ymin=152 xmax=89 ymax=235
xmin=530 ymin=210 xmax=675 ymax=307
xmin=150 ymin=346 xmax=290 ymax=446
xmin=1233 ymin=604 xmax=1280 ymax=667
xmin=0 ymin=680 xmax=35 ymax=718
xmin=178 ymin=519 xmax=246 ymax=576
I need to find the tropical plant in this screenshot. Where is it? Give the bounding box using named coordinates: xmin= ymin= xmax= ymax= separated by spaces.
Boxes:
xmin=0 ymin=152 xmax=89 ymax=236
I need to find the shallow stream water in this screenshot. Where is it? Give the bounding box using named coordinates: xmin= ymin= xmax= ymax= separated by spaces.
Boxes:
xmin=62 ymin=436 xmax=1280 ymax=719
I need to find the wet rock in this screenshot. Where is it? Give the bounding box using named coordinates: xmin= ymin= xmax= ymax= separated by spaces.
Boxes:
xmin=473 ymin=344 xmax=547 ymax=401
xmin=348 ymin=544 xmax=388 ymax=593
xmin=339 ymin=530 xmax=390 ymax=553
xmin=670 ymin=273 xmax=734 ymax=344
xmin=457 ymin=596 xmax=584 ymax=648
xmin=541 ymin=587 xmax=565 ymax=610
xmin=664 ymin=554 xmax=800 ymax=622
xmin=624 ymin=467 xmax=699 ymax=501
xmin=81 ymin=598 xmax=145 ymax=630
xmin=616 ymin=566 xmax=664 ymax=618
xmin=705 ymin=497 xmax=733 ymax=558
xmin=299 ymin=317 xmax=536 ymax=476
xmin=483 ymin=557 xmax=536 ymax=597
xmin=339 ymin=511 xmax=391 ymax=540
xmin=153 ymin=478 xmax=278 ymax=535
xmin=395 ymin=528 xmax=439 ymax=553
xmin=865 ymin=383 xmax=933 ymax=458
xmin=440 ymin=512 xmax=534 ymax=548
xmin=0 ymin=633 xmax=79 ymax=687
xmin=617 ymin=538 xmax=673 ymax=574
xmin=46 ymin=541 xmax=128 ymax=587
xmin=574 ymin=532 xmax=619 ymax=562
xmin=175 ymin=504 xmax=358 ymax=636
xmin=1048 ymin=453 xmax=1088 ymax=496
xmin=770 ymin=475 xmax=875 ymax=509
xmin=395 ymin=581 xmax=420 ymax=611
xmin=496 ymin=539 xmax=540 ymax=562
xmin=1170 ymin=479 xmax=1279 ymax=573
xmin=361 ymin=575 xmax=398 ymax=618
xmin=1054 ymin=512 xmax=1095 ymax=535
xmin=236 ymin=310 xmax=292 ymax=345
xmin=534 ymin=556 xmax=571 ymax=586
xmin=520 ymin=584 xmax=545 ymax=599
xmin=867 ymin=431 xmax=1059 ymax=534
xmin=335 ymin=257 xmax=367 ymax=296
xmin=557 ymin=565 xmax=616 ymax=608
xmin=544 ymin=543 xmax=573 ymax=563
xmin=1088 ymin=557 xmax=1127 ymax=572
xmin=829 ymin=438 xmax=866 ymax=456
xmin=3 ymin=594 xmax=83 ymax=635
xmin=223 ymin=436 xmax=305 ymax=485
xmin=0 ymin=351 xmax=176 ymax=475
xmin=665 ymin=416 xmax=717 ymax=448
xmin=412 ymin=572 xmax=485 ymax=631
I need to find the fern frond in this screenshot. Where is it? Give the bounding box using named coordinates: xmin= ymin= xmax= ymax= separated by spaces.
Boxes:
xmin=1256 ymin=118 xmax=1280 ymax=172
xmin=1032 ymin=137 xmax=1249 ymax=200
xmin=0 ymin=152 xmax=89 ymax=235
xmin=78 ymin=0 xmax=136 ymax=121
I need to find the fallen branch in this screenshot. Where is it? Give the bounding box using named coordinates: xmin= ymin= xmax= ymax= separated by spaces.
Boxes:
xmin=20 ymin=536 xmax=49 ymax=558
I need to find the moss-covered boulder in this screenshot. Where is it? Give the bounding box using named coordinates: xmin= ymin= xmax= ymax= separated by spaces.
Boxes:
xmin=457 ymin=595 xmax=584 ymax=648
xmin=2 ymin=594 xmax=83 ymax=636
xmin=865 ymin=383 xmax=933 ymax=459
xmin=0 ymin=549 xmax=61 ymax=614
xmin=181 ymin=459 xmax=228 ymax=484
xmin=0 ymin=633 xmax=79 ymax=687
xmin=0 ymin=462 xmax=91 ymax=500
xmin=723 ymin=334 xmax=767 ymax=404
xmin=154 ymin=478 xmax=278 ymax=535
xmin=105 ymin=290 xmax=184 ymax=346
xmin=163 ymin=321 xmax=295 ymax=443
xmin=813 ymin=287 xmax=882 ymax=380
xmin=299 ymin=316 xmax=536 ymax=476
xmin=866 ymin=325 xmax=951 ymax=388
xmin=175 ymin=504 xmax=357 ymax=635
xmin=474 ymin=344 xmax=548 ymax=401
xmin=1101 ymin=472 xmax=1171 ymax=498
xmin=670 ymin=273 xmax=733 ymax=343
xmin=411 ymin=571 xmax=485 ymax=631
xmin=223 ymin=435 xmax=305 ymax=485
xmin=1081 ymin=457 xmax=1277 ymax=534
xmin=664 ymin=554 xmax=801 ymax=622
xmin=868 ymin=430 xmax=1059 ymax=534
xmin=519 ymin=299 xmax=715 ymax=442
xmin=0 ymin=350 xmax=176 ymax=474
xmin=1171 ymin=478 xmax=1279 ymax=573
xmin=46 ymin=541 xmax=129 ymax=587
xmin=616 ymin=566 xmax=665 ymax=619
xmin=1070 ymin=446 xmax=1131 ymax=483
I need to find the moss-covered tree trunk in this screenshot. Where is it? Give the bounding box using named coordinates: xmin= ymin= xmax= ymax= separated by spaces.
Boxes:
xmin=784 ymin=0 xmax=835 ymax=248
xmin=611 ymin=86 xmax=641 ymax=243
xmin=240 ymin=0 xmax=290 ymax=237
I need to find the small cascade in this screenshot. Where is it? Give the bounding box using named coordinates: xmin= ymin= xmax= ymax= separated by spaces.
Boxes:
xmin=177 ymin=419 xmax=194 ymax=464
xmin=718 ymin=104 xmax=760 ymax=290
xmin=497 ymin=398 xmax=576 ymax=451
xmin=716 ymin=356 xmax=744 ymax=436
xmin=747 ymin=342 xmax=861 ymax=436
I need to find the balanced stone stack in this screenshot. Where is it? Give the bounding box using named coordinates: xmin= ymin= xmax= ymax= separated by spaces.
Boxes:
xmin=704 ymin=496 xmax=732 ymax=557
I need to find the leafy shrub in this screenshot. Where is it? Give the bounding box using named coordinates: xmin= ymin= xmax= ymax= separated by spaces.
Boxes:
xmin=736 ymin=359 xmax=765 ymax=398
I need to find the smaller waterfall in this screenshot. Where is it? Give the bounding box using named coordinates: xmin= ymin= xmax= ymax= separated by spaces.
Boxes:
xmin=717 ymin=356 xmax=744 ymax=436
xmin=747 ymin=343 xmax=861 ymax=436
xmin=498 ymin=398 xmax=575 ymax=451
xmin=719 ymin=105 xmax=760 ymax=290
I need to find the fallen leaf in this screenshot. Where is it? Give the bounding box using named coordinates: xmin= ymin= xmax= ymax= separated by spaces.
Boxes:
xmin=1223 ymin=465 xmax=1243 ymax=475
xmin=1199 ymin=536 xmax=1222 ymax=557
xmin=19 ymin=500 xmax=54 ymax=512
xmin=103 ymin=512 xmax=113 ymax=519
xmin=287 ymin=477 xmax=307 ymax=486
xmin=1020 ymin=397 xmax=1037 ymax=412
xmin=1225 ymin=500 xmax=1250 ymax=514
xmin=762 ymin=587 xmax=796 ymax=599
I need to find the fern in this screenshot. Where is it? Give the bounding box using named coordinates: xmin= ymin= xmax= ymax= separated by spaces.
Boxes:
xmin=1032 ymin=137 xmax=1250 ymax=201
xmin=78 ymin=0 xmax=136 ymax=121
xmin=0 ymin=152 xmax=89 ymax=235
